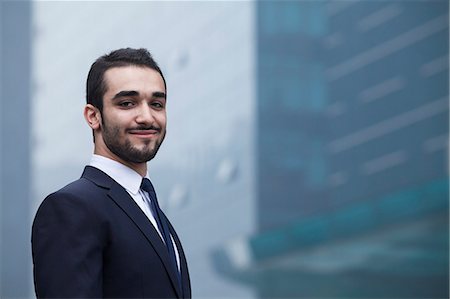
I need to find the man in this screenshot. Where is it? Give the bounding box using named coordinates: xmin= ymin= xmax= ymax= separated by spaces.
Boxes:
xmin=32 ymin=48 xmax=191 ymax=299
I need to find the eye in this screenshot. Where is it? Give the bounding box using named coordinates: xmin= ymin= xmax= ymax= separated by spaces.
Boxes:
xmin=151 ymin=101 xmax=165 ymax=109
xmin=118 ymin=101 xmax=135 ymax=108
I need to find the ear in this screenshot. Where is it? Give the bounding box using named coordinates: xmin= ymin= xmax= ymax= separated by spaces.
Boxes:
xmin=84 ymin=104 xmax=101 ymax=130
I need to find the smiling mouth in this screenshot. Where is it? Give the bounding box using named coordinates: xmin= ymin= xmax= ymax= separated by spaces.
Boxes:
xmin=128 ymin=128 xmax=160 ymax=137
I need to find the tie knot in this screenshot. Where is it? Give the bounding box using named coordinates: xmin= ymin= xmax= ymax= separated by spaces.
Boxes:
xmin=141 ymin=178 xmax=155 ymax=195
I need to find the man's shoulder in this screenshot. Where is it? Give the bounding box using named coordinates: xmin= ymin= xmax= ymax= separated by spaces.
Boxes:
xmin=40 ymin=167 xmax=113 ymax=207
xmin=32 ymin=170 xmax=114 ymax=232
xmin=55 ymin=176 xmax=102 ymax=197
xmin=55 ymin=165 xmax=112 ymax=193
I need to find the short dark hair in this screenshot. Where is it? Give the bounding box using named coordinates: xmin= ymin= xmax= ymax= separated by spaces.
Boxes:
xmin=86 ymin=48 xmax=166 ymax=112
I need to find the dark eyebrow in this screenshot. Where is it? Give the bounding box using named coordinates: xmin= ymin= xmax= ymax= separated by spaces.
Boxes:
xmin=111 ymin=90 xmax=166 ymax=100
xmin=112 ymin=90 xmax=139 ymax=100
xmin=153 ymin=91 xmax=166 ymax=99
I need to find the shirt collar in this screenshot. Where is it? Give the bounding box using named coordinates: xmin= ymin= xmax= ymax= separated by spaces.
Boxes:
xmin=89 ymin=154 xmax=148 ymax=195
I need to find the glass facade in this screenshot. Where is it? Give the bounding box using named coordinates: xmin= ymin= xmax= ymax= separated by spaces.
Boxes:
xmin=257 ymin=1 xmax=329 ymax=231
xmin=214 ymin=1 xmax=449 ymax=298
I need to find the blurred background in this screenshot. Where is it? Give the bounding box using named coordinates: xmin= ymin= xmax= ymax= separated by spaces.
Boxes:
xmin=0 ymin=0 xmax=448 ymax=298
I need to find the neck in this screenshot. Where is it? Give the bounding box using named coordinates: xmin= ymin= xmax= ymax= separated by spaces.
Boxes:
xmin=93 ymin=148 xmax=148 ymax=177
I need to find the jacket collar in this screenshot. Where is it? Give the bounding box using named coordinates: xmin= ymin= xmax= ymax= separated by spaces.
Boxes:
xmin=89 ymin=154 xmax=143 ymax=195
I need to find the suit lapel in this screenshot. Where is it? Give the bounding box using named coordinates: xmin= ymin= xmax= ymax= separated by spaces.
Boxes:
xmin=166 ymin=217 xmax=191 ymax=298
xmin=82 ymin=166 xmax=182 ymax=298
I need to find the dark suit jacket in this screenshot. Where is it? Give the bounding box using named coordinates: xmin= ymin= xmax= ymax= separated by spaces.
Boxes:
xmin=32 ymin=166 xmax=191 ymax=299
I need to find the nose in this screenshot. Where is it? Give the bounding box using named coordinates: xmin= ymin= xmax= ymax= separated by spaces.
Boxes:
xmin=135 ymin=103 xmax=155 ymax=125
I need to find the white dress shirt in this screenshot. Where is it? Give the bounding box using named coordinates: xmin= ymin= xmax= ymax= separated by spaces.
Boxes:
xmin=89 ymin=154 xmax=180 ymax=271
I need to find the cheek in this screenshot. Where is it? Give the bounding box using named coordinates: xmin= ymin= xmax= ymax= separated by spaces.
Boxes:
xmin=101 ymin=119 xmax=123 ymax=135
xmin=156 ymin=114 xmax=167 ymax=127
xmin=104 ymin=111 xmax=132 ymax=128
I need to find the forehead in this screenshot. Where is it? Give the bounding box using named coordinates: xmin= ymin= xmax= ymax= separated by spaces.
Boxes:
xmin=103 ymin=66 xmax=165 ymax=96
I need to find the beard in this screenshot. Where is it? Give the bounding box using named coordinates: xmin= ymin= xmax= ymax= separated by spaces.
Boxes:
xmin=101 ymin=119 xmax=165 ymax=164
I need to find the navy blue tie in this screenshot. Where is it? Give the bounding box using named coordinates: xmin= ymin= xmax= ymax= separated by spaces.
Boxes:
xmin=141 ymin=178 xmax=182 ymax=292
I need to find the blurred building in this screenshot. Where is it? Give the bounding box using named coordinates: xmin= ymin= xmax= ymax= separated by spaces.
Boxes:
xmin=0 ymin=1 xmax=447 ymax=298
xmin=0 ymin=1 xmax=32 ymax=298
xmin=213 ymin=1 xmax=449 ymax=298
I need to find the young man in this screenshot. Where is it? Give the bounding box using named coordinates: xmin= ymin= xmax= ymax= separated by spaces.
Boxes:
xmin=32 ymin=48 xmax=191 ymax=299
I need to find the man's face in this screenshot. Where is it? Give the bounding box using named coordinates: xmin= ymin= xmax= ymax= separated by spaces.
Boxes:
xmin=97 ymin=65 xmax=167 ymax=164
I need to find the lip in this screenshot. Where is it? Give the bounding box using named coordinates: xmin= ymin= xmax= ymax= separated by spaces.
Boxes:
xmin=128 ymin=129 xmax=159 ymax=137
